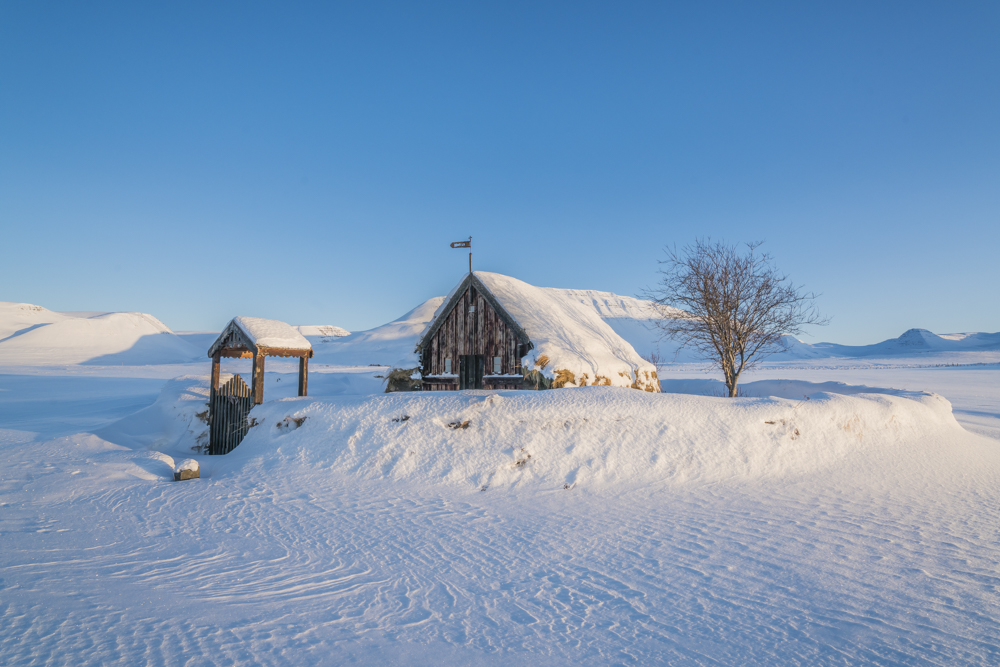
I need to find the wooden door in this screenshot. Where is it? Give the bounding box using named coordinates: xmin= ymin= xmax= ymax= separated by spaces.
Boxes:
xmin=459 ymin=355 xmax=485 ymax=390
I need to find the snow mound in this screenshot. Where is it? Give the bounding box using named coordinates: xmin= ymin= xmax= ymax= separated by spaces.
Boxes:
xmin=464 ymin=272 xmax=658 ymax=389
xmin=231 ymin=386 xmax=960 ymax=491
xmin=311 ymin=297 xmax=444 ymax=368
xmin=0 ymin=305 xmax=202 ymax=366
xmin=95 ymin=376 xmax=211 ymax=453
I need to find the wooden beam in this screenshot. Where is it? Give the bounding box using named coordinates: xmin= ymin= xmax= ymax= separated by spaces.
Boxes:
xmin=298 ymin=356 xmax=308 ymax=397
xmin=210 ymin=353 xmax=221 ymax=398
xmin=220 ymin=349 xmax=254 ymax=359
xmin=251 ymin=353 xmax=265 ymax=405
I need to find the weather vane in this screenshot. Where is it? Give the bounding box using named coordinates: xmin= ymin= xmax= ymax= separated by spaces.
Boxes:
xmin=450 ymin=236 xmax=472 ymax=273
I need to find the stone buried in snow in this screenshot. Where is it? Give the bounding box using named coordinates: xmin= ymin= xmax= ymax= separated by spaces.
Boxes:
xmin=174 ymin=459 xmax=200 ymax=481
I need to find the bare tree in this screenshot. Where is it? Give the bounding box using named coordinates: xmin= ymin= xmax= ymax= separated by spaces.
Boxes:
xmin=647 ymin=239 xmax=827 ymax=397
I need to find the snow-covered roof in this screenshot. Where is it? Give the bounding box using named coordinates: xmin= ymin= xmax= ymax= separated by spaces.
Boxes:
xmin=419 ymin=272 xmax=659 ymax=391
xmin=208 ymin=317 xmax=312 ymax=357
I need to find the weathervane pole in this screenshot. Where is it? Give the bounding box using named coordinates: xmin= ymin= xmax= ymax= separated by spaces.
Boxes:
xmin=449 ymin=236 xmax=473 ymax=273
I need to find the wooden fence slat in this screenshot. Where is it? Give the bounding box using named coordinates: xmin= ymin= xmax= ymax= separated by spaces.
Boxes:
xmin=209 ymin=374 xmax=253 ymax=455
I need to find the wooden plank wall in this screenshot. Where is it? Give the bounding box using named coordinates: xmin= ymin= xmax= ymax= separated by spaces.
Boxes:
xmin=423 ymin=286 xmax=524 ymax=380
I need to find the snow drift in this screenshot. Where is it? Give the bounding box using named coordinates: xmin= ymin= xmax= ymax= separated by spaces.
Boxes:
xmin=220 ymin=385 xmax=960 ymax=492
xmin=0 ymin=302 xmax=201 ymax=365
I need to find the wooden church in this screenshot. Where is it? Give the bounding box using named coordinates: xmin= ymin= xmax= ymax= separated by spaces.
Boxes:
xmin=416 ymin=272 xmax=659 ymax=392
xmin=417 ymin=273 xmax=529 ymax=390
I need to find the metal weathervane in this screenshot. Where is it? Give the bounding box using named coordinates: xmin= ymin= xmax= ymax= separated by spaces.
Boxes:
xmin=450 ymin=236 xmax=472 ymax=272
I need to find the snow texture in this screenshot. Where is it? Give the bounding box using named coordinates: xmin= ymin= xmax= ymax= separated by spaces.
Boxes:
xmin=4 ymin=298 xmax=1000 ymax=665
xmin=3 ymin=368 xmax=1000 ymax=665
xmin=232 ymin=316 xmax=312 ymax=351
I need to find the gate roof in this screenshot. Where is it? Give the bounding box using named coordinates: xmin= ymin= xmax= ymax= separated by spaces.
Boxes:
xmin=208 ymin=316 xmax=313 ymax=359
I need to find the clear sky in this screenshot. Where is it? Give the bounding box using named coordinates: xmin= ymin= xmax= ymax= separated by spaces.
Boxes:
xmin=2 ymin=2 xmax=998 ymax=344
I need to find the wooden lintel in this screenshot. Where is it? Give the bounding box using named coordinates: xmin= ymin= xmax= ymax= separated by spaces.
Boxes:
xmin=257 ymin=346 xmax=314 ymax=359
xmin=220 ymin=349 xmax=254 ymax=359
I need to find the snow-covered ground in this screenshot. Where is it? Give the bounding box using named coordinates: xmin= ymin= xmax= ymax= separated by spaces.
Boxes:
xmin=2 ymin=298 xmax=1000 ymax=665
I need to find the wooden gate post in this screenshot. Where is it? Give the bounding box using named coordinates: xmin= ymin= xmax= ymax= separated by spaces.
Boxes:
xmin=298 ymin=356 xmax=308 ymax=397
xmin=210 ymin=353 xmax=221 ymax=400
xmin=251 ymin=353 xmax=265 ymax=405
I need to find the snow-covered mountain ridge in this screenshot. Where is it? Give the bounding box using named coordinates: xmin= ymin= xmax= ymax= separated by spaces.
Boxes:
xmin=0 ymin=301 xmax=201 ymax=365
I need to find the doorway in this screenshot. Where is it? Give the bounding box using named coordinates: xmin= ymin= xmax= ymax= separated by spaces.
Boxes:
xmin=459 ymin=355 xmax=485 ymax=390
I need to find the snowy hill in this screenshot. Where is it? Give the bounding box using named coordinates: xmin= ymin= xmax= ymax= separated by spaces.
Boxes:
xmin=309 ymin=297 xmax=446 ymax=368
xmin=551 ymin=289 xmax=701 ymax=363
xmin=0 ymin=301 xmax=201 ymax=366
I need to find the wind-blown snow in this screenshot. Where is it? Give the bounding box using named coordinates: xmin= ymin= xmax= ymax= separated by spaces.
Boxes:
xmin=4 ymin=298 xmax=1000 ymax=664
xmin=3 ymin=373 xmax=1000 ymax=665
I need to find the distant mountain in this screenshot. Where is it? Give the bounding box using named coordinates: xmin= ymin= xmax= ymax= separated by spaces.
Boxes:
xmin=775 ymin=329 xmax=1000 ymax=361
xmin=0 ymin=302 xmax=202 ymax=365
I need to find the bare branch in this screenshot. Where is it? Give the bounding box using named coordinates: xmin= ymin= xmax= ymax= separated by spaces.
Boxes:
xmin=644 ymin=239 xmax=828 ymax=397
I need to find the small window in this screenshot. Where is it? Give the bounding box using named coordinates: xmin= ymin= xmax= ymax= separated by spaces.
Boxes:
xmin=493 ymin=357 xmax=502 ymax=374
xmin=444 ymin=358 xmax=452 ymax=374
xmin=469 ymin=305 xmax=476 ymax=313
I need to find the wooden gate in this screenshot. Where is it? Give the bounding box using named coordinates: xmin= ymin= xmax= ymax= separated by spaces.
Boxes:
xmin=209 ymin=374 xmax=253 ymax=455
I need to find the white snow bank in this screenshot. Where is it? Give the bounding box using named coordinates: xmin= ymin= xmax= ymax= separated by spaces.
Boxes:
xmin=467 ymin=272 xmax=658 ymax=389
xmin=230 ymin=386 xmax=960 ymax=491
xmin=232 ymin=316 xmax=311 ymax=351
xmin=96 ymin=376 xmax=211 ymax=454
xmin=312 ymin=297 xmax=445 ymax=368
xmin=0 ymin=303 xmax=201 ymax=366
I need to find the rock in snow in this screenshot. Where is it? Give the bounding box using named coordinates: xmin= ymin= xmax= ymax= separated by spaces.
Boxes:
xmin=173 ymin=458 xmax=200 ymax=481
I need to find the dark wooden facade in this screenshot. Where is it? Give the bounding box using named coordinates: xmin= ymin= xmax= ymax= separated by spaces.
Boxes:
xmin=419 ymin=275 xmax=531 ymax=391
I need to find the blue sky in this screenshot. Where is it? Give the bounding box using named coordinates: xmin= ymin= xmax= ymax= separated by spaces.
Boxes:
xmin=2 ymin=2 xmax=998 ymax=344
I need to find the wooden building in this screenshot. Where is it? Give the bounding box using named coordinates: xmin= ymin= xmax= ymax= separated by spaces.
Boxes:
xmin=417 ymin=273 xmax=529 ymax=390
xmin=416 ymin=272 xmax=659 ymax=392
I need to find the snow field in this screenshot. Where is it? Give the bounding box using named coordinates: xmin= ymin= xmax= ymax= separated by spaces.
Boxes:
xmin=1 ymin=409 xmax=998 ymax=665
xmin=3 ymin=293 xmax=1000 ymax=664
